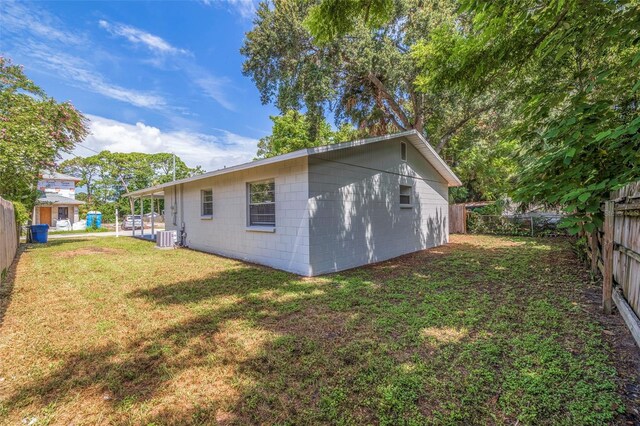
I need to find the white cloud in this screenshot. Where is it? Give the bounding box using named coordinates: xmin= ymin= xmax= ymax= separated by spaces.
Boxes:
xmin=98 ymin=20 xmax=190 ymax=56
xmin=200 ymin=0 xmax=259 ymax=19
xmin=24 ymin=43 xmax=167 ymax=109
xmin=186 ymin=65 xmax=235 ymax=111
xmin=72 ymin=115 xmax=259 ymax=172
xmin=227 ymin=0 xmax=258 ymax=19
xmin=97 ymin=19 xmax=234 ymax=111
xmin=0 ymin=1 xmax=85 ymax=45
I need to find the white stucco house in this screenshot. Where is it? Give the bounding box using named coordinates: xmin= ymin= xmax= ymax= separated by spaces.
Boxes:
xmin=33 ymin=171 xmax=84 ymax=228
xmin=127 ymin=130 xmax=461 ymax=276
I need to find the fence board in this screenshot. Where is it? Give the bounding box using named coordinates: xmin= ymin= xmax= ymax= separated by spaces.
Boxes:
xmin=0 ymin=197 xmax=18 ymax=279
xmin=449 ymin=204 xmax=466 ymax=234
xmin=610 ymin=182 xmax=640 ymax=318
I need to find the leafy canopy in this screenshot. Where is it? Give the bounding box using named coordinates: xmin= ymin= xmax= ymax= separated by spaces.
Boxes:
xmin=242 ymin=0 xmax=501 ymax=152
xmin=413 ymin=0 xmax=640 ymax=233
xmin=243 ymin=0 xmax=518 ymax=202
xmin=59 ymin=151 xmax=203 ymax=221
xmin=256 ymin=110 xmax=358 ymax=158
xmin=0 ymin=56 xmax=88 ymax=205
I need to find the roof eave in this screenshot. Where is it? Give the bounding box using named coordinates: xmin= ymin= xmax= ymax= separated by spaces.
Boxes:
xmin=124 ymin=129 xmax=462 ymax=197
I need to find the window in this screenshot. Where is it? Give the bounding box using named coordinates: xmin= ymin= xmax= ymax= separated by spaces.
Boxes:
xmin=58 ymin=207 xmax=69 ymax=220
xmin=201 ymin=189 xmax=213 ymax=217
xmin=400 ymin=185 xmax=412 ymax=207
xmin=401 ymin=141 xmax=407 ymax=161
xmin=248 ymin=180 xmax=275 ymax=226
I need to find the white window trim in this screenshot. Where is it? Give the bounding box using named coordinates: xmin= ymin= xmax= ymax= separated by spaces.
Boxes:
xmin=200 ymin=188 xmax=213 ymax=219
xmin=400 ymin=184 xmax=413 ymax=209
xmin=247 ymin=179 xmax=276 ymax=228
xmin=400 ymin=141 xmax=407 ymax=162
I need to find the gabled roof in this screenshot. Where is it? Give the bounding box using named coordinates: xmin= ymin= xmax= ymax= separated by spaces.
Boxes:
xmin=36 ymin=193 xmax=85 ymax=205
xmin=40 ymin=170 xmax=82 ymax=182
xmin=125 ymin=130 xmax=462 ymax=198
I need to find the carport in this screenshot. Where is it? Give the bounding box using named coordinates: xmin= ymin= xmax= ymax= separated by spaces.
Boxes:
xmin=123 ymin=189 xmax=165 ymax=241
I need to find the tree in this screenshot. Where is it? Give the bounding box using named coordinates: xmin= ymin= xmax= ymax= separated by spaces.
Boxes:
xmin=256 ymin=110 xmax=358 ymax=158
xmin=241 ymin=0 xmax=499 ymax=153
xmin=59 ymin=151 xmax=203 ymax=222
xmin=0 ymin=57 xmax=88 ymax=205
xmin=411 ymin=0 xmax=640 ymax=233
xmin=59 ymin=156 xmax=101 ymax=201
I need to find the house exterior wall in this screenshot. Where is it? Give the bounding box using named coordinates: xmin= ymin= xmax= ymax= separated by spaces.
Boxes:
xmin=164 ymin=157 xmax=311 ymax=275
xmin=307 ymin=137 xmax=449 ymax=275
xmin=37 ymin=179 xmax=77 ymax=199
xmin=35 ymin=205 xmax=79 ymax=227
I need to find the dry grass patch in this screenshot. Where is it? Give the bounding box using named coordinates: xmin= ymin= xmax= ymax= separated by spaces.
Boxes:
xmin=0 ymin=235 xmax=637 ymax=425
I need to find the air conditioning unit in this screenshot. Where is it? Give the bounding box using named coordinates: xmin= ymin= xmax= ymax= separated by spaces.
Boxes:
xmin=156 ymin=230 xmax=177 ymax=249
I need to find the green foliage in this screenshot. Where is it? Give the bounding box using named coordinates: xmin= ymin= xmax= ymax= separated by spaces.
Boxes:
xmin=256 ymin=110 xmax=359 ymax=158
xmin=242 ymin=0 xmax=503 ymax=149
xmin=411 ymin=0 xmax=640 ymax=233
xmin=442 ymin=123 xmax=519 ymax=202
xmin=243 ymin=0 xmax=520 ymax=201
xmin=59 ymin=151 xmax=202 ymax=222
xmin=12 ymin=200 xmax=29 ymax=227
xmin=0 ymin=57 xmax=88 ymax=206
xmin=304 ymin=0 xmax=394 ymax=44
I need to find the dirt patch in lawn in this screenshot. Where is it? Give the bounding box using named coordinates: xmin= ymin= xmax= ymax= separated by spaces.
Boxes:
xmin=56 ymin=247 xmax=124 ymax=258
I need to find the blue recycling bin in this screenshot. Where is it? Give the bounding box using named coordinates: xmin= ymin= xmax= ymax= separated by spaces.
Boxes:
xmin=30 ymin=224 xmax=49 ymax=243
xmin=86 ymin=211 xmax=102 ymax=228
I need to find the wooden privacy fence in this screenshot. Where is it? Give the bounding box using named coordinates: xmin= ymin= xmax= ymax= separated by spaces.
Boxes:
xmin=0 ymin=197 xmax=18 ymax=279
xmin=449 ymin=204 xmax=467 ymax=234
xmin=586 ymin=181 xmax=640 ymax=347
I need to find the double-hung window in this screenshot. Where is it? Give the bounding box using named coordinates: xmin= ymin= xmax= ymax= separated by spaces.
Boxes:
xmin=400 ymin=184 xmax=412 ymax=208
xmin=201 ymin=189 xmax=213 ymax=217
xmin=248 ymin=180 xmax=275 ymax=227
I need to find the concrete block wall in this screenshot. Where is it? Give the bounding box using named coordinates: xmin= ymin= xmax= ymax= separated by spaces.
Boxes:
xmin=165 ymin=157 xmax=311 ymax=275
xmin=307 ymin=137 xmax=449 ymax=275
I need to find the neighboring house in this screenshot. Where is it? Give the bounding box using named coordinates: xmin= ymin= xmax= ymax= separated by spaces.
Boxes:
xmin=127 ymin=130 xmax=461 ymax=276
xmin=33 ymin=171 xmax=84 ymax=227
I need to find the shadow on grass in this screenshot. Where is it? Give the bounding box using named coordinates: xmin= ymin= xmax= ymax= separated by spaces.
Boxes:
xmin=0 ymin=245 xmax=26 ymax=328
xmin=2 ymin=237 xmax=624 ymax=425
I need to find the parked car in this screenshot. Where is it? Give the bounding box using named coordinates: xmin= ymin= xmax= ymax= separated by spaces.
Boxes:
xmin=122 ymin=215 xmax=143 ymax=230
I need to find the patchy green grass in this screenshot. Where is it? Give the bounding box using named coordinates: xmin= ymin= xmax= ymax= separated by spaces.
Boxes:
xmin=47 ymin=227 xmax=111 ymax=235
xmin=0 ymin=235 xmax=625 ymax=425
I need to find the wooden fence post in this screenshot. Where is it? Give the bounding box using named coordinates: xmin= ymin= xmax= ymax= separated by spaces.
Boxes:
xmin=590 ymin=229 xmax=598 ymax=274
xmin=602 ymin=201 xmax=615 ymax=314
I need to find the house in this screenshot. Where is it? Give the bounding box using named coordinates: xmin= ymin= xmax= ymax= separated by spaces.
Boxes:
xmin=126 ymin=130 xmax=461 ymax=276
xmin=33 ymin=170 xmax=84 ymax=228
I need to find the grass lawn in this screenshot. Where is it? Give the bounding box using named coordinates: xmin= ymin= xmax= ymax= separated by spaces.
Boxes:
xmin=47 ymin=228 xmax=111 ymax=235
xmin=0 ymin=235 xmax=635 ymax=425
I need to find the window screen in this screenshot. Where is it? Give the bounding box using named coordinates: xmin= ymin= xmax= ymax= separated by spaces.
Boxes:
xmin=401 ymin=142 xmax=407 ymax=161
xmin=248 ymin=180 xmax=275 ymax=226
xmin=400 ymin=185 xmax=412 ymax=206
xmin=201 ymin=189 xmax=213 ymax=216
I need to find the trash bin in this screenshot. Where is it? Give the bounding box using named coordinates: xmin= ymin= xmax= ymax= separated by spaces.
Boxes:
xmin=30 ymin=224 xmax=49 ymax=243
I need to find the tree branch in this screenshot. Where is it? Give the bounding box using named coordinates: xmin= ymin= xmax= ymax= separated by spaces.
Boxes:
xmin=435 ymin=103 xmax=494 ymax=153
xmin=367 ymin=72 xmax=411 ymax=128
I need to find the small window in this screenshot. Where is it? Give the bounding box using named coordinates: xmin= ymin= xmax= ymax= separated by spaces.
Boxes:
xmin=201 ymin=189 xmax=213 ymax=217
xmin=248 ymin=180 xmax=275 ymax=226
xmin=58 ymin=207 xmax=69 ymax=220
xmin=401 ymin=141 xmax=407 ymax=161
xmin=400 ymin=185 xmax=412 ymax=207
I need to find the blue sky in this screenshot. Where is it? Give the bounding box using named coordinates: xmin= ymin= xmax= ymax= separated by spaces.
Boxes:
xmin=0 ymin=0 xmax=279 ymax=171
